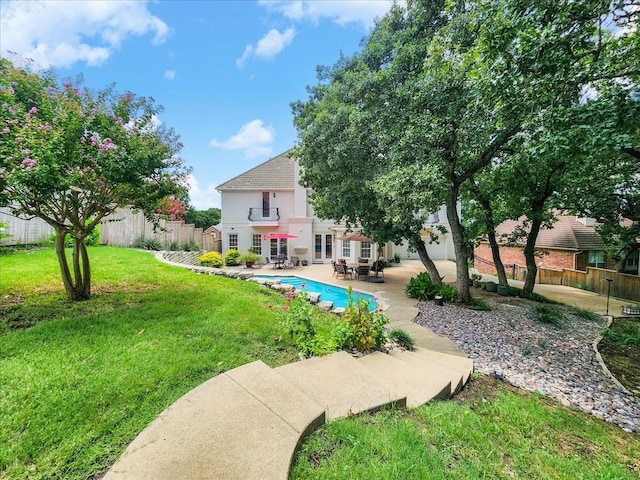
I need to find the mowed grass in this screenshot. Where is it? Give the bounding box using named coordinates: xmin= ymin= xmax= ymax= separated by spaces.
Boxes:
xmin=291 ymin=376 xmax=640 ymax=480
xmin=0 ymin=247 xmax=299 ymax=480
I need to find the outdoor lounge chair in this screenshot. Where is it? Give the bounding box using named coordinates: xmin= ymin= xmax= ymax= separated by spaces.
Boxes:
xmin=335 ymin=262 xmax=354 ymax=280
xmin=370 ymin=260 xmax=385 ymax=279
xmin=356 ymin=264 xmax=371 ymax=281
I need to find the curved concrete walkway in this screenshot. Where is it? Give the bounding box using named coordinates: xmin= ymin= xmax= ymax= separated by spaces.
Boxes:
xmin=103 ymin=259 xmax=472 ymax=480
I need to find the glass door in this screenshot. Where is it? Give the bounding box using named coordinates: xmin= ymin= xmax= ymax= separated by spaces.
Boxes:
xmin=314 ymin=234 xmax=333 ymax=263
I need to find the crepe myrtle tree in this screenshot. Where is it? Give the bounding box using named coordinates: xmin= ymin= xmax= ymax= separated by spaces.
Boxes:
xmin=0 ymin=58 xmax=190 ymax=300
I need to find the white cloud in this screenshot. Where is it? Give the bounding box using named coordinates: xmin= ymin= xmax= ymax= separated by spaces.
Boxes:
xmin=0 ymin=0 xmax=170 ymax=69
xmin=235 ymin=27 xmax=295 ymax=67
xmin=209 ymin=120 xmax=274 ymax=159
xmin=258 ymin=0 xmax=400 ymax=29
xmin=164 ymin=69 xmax=176 ymax=80
xmin=187 ymin=175 xmax=220 ymax=209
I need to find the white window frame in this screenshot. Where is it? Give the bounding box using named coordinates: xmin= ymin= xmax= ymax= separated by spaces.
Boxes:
xmin=342 ymin=240 xmax=351 ymax=258
xmin=360 ymin=242 xmax=372 ymax=259
xmin=228 ymin=233 xmax=238 ymax=250
xmin=251 ymin=234 xmax=262 ymax=255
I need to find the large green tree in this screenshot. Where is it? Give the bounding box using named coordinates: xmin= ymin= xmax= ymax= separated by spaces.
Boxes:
xmin=0 ymin=59 xmax=190 ymax=300
xmin=293 ymin=0 xmax=638 ymax=302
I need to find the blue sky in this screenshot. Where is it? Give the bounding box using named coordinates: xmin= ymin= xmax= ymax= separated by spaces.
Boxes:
xmin=0 ymin=0 xmax=399 ymax=209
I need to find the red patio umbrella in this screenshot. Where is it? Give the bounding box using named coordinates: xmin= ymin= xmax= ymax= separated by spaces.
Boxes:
xmin=263 ymin=232 xmax=299 ymax=240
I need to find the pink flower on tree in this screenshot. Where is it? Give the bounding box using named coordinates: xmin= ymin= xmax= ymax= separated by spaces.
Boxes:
xmin=20 ymin=158 xmax=36 ymax=169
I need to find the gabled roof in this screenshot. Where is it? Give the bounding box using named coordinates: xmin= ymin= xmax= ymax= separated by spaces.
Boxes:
xmin=216 ymin=151 xmax=295 ymax=191
xmin=495 ymin=214 xmax=606 ymax=251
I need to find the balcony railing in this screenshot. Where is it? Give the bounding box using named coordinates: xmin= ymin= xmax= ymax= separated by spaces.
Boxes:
xmin=248 ymin=207 xmax=280 ymax=222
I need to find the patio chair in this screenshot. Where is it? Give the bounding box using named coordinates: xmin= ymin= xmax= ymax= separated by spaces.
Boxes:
xmin=288 ymin=256 xmax=299 ymax=268
xmin=370 ymin=260 xmax=385 ymax=279
xmin=335 ymin=262 xmax=354 ymax=280
xmin=356 ymin=264 xmax=370 ymax=281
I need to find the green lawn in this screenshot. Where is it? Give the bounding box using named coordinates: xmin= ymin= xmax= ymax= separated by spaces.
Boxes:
xmin=0 ymin=247 xmax=299 ymax=479
xmin=291 ymin=376 xmax=640 ymax=480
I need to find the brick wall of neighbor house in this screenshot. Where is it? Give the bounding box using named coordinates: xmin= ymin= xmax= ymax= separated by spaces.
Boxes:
xmin=474 ymin=243 xmax=576 ymax=275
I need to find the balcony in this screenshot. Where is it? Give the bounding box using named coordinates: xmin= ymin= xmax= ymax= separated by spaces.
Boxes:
xmin=248 ymin=207 xmax=280 ymax=226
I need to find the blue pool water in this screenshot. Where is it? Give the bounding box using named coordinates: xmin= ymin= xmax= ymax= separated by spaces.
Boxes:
xmin=255 ymin=276 xmax=377 ymax=310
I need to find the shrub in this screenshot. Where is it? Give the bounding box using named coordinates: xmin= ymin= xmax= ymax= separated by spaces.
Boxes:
xmin=131 ymin=236 xmax=163 ymax=250
xmin=405 ymin=272 xmax=437 ymax=300
xmin=239 ymin=251 xmax=261 ymax=264
xmin=603 ymin=323 xmax=640 ymax=347
xmin=85 ymin=225 xmax=101 ymax=246
xmin=341 ymin=287 xmax=389 ymax=352
xmin=468 ymin=298 xmax=491 ymax=311
xmin=533 ymin=304 xmax=566 ymax=329
xmin=388 ymin=328 xmax=414 ymax=351
xmin=435 ymin=283 xmax=458 ymax=302
xmin=181 ymin=241 xmax=201 ymax=252
xmin=224 ymin=249 xmax=241 ymax=266
xmin=199 ymin=251 xmax=224 ymax=268
xmin=277 ymin=290 xmax=326 ymax=357
xmin=331 ymin=322 xmax=356 ymax=351
xmin=405 ymin=272 xmax=458 ymax=302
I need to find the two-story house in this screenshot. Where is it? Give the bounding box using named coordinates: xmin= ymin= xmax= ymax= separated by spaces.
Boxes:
xmin=216 ymin=151 xmax=455 ymax=264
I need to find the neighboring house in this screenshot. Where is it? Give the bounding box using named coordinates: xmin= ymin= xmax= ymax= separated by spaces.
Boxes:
xmin=204 ymin=224 xmax=222 ymax=252
xmin=215 ymin=151 xmax=455 ymax=264
xmin=474 ymin=214 xmax=640 ymax=276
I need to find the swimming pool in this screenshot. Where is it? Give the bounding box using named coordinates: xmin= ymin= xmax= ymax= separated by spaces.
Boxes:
xmin=255 ymin=276 xmax=377 ymax=310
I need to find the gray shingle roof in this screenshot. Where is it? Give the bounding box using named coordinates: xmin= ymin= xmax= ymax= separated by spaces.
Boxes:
xmin=495 ymin=214 xmax=605 ymax=251
xmin=216 ymin=151 xmax=295 ymax=191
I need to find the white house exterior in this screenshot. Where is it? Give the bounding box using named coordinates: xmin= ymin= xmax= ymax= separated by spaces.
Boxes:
xmin=216 ymin=151 xmax=455 ymax=264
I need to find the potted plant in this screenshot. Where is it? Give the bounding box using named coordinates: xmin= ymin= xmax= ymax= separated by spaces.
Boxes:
xmin=486 ymin=281 xmax=498 ymax=292
xmin=471 ymin=273 xmax=482 ymax=287
xmin=393 ymin=252 xmax=401 ymax=263
xmin=240 ymin=251 xmax=261 ymax=268
xmin=300 ymin=258 xmax=309 ymax=266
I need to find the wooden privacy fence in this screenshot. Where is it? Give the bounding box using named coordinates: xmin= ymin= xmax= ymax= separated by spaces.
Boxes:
xmin=99 ymin=207 xmax=215 ymax=251
xmin=560 ymin=267 xmax=640 ymax=303
xmin=1 ymin=206 xmax=216 ymax=252
xmin=1 ymin=207 xmax=54 ymax=245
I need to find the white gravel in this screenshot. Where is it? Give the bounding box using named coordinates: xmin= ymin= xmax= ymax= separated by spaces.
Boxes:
xmin=414 ymin=299 xmax=640 ymax=433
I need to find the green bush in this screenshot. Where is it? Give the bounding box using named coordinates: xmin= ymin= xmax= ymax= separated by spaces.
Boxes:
xmin=435 ymin=283 xmax=458 ymax=302
xmin=131 ymin=236 xmax=163 ymax=250
xmin=199 ymin=251 xmax=224 ymax=268
xmin=224 ymin=248 xmax=241 ymax=266
xmin=277 ymin=291 xmax=326 ymax=357
xmin=239 ymin=251 xmax=261 ymax=264
xmin=181 ymin=241 xmax=201 ymax=252
xmin=341 ymin=287 xmax=389 ymax=352
xmin=331 ymin=322 xmax=356 ymax=351
xmin=405 ymin=272 xmax=458 ymax=302
xmin=405 ymin=272 xmax=437 ymax=300
xmin=388 ymin=328 xmax=414 ymax=351
xmin=603 ymin=322 xmax=640 ymax=347
xmin=533 ymin=304 xmax=566 ymax=329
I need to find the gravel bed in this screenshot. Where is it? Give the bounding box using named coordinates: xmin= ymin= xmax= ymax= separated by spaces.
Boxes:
xmin=414 ymin=300 xmax=640 ymax=433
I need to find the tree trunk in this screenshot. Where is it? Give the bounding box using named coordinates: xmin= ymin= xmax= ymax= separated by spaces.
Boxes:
xmin=468 ymin=180 xmax=509 ymax=286
xmin=54 ymin=228 xmax=91 ymax=301
xmin=522 ymin=217 xmax=544 ymax=294
xmin=446 ymin=189 xmax=471 ymax=303
xmin=487 ymin=228 xmax=509 ymax=286
xmin=411 ymin=234 xmax=443 ymax=285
